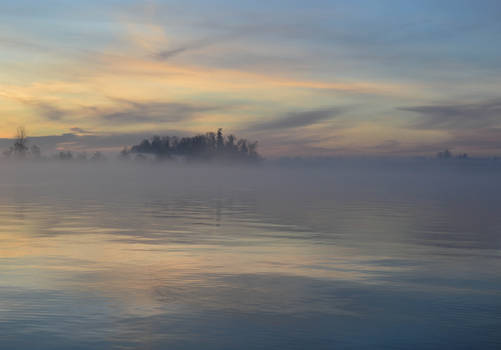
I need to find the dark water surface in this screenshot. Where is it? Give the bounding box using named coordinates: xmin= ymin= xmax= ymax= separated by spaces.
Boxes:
xmin=0 ymin=162 xmax=500 ymax=349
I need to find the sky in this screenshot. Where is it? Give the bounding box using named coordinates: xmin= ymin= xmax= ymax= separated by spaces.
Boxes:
xmin=1 ymin=0 xmax=501 ymax=157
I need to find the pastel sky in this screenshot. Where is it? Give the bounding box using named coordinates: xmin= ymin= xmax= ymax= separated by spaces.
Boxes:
xmin=1 ymin=0 xmax=501 ymax=156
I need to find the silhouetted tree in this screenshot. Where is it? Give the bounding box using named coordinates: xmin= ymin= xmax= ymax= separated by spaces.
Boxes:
xmin=248 ymin=141 xmax=259 ymax=160
xmin=206 ymin=132 xmax=216 ymax=152
xmin=58 ymin=151 xmax=73 ymax=160
xmin=226 ymin=134 xmax=237 ymax=154
xmin=437 ymin=149 xmax=452 ymax=159
xmin=13 ymin=127 xmax=28 ymax=157
xmin=127 ymin=128 xmax=261 ymax=163
xmin=216 ymin=128 xmax=224 ymax=152
xmin=237 ymin=139 xmax=248 ymax=154
xmin=3 ymin=127 xmax=42 ymax=159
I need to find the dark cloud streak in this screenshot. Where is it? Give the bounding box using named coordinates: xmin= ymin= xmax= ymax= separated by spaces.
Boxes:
xmin=12 ymin=98 xmax=224 ymax=125
xmin=248 ymin=107 xmax=343 ymax=132
xmin=99 ymin=100 xmax=222 ymax=124
xmin=35 ymin=102 xmax=66 ymax=121
xmin=154 ymin=47 xmax=188 ymax=60
xmin=152 ymin=35 xmax=233 ymax=61
xmin=400 ymin=99 xmax=501 ymax=130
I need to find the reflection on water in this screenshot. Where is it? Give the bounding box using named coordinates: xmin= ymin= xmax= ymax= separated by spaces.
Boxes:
xmin=0 ymin=162 xmax=500 ymax=349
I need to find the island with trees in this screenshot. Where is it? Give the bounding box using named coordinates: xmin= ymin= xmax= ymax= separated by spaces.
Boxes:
xmin=4 ymin=127 xmax=494 ymax=165
xmin=2 ymin=127 xmax=262 ymax=164
xmin=121 ymin=128 xmax=261 ymax=163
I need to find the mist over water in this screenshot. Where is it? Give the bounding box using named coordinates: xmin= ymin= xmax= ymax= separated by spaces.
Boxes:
xmin=0 ymin=160 xmax=500 ymax=349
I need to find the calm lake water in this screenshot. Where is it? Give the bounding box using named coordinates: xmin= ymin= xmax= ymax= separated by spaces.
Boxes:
xmin=0 ymin=161 xmax=500 ymax=349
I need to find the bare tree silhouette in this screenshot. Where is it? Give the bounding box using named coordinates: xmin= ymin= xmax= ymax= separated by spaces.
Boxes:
xmin=14 ymin=127 xmax=28 ymax=157
xmin=3 ymin=127 xmax=30 ymax=158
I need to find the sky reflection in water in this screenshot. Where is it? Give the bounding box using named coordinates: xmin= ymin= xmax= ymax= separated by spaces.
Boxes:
xmin=0 ymin=162 xmax=500 ymax=349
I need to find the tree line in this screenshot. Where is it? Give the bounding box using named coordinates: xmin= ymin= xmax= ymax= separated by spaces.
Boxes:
xmin=2 ymin=127 xmax=105 ymax=161
xmin=3 ymin=127 xmax=40 ymax=158
xmin=2 ymin=127 xmax=261 ymax=163
xmin=436 ymin=149 xmax=468 ymax=160
xmin=121 ymin=128 xmax=261 ymax=162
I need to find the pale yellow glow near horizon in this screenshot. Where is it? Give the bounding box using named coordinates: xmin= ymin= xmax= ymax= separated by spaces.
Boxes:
xmin=0 ymin=19 xmax=452 ymax=156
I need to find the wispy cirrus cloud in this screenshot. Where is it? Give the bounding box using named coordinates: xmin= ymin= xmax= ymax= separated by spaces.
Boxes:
xmin=69 ymin=127 xmax=95 ymax=134
xmin=97 ymin=99 xmax=223 ymax=125
xmin=0 ymin=35 xmax=48 ymax=52
xmin=152 ymin=36 xmax=224 ymax=61
xmin=248 ymin=107 xmax=344 ymax=132
xmin=449 ymin=128 xmax=501 ymax=151
xmin=31 ymin=102 xmax=66 ymax=121
xmin=0 ymin=90 xmax=67 ymax=121
xmin=1 ymin=86 xmax=226 ymax=126
xmin=400 ymin=98 xmax=501 ymax=130
xmin=3 ymin=1 xmax=501 ymax=156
